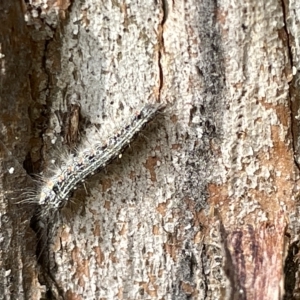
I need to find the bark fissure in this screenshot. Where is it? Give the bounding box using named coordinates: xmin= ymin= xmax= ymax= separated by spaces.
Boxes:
xmin=157 ymin=0 xmax=167 ymax=102
xmin=281 ymin=0 xmax=300 ymax=171
xmin=280 ymin=1 xmax=300 ymax=297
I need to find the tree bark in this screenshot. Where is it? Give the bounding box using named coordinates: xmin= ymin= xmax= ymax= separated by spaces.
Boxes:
xmin=1 ymin=0 xmax=300 ymax=299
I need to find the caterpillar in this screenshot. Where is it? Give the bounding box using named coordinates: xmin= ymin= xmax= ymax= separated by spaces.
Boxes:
xmin=37 ymin=103 xmax=163 ymax=217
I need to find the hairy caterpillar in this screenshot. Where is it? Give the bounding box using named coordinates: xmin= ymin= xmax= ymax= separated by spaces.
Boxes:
xmin=38 ymin=103 xmax=163 ymax=217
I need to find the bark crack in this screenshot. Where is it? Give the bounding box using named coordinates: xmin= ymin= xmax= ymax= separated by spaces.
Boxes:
xmin=280 ymin=2 xmax=300 ymax=299
xmin=157 ymin=0 xmax=167 ymax=102
xmin=281 ymin=0 xmax=300 ymax=171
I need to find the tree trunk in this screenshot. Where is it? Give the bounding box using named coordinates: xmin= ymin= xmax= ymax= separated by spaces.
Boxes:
xmin=1 ymin=0 xmax=300 ymax=299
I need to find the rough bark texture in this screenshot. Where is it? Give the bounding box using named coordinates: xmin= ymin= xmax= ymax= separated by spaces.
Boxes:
xmin=1 ymin=0 xmax=300 ymax=299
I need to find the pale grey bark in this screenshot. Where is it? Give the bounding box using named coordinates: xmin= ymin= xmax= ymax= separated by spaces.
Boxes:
xmin=1 ymin=0 xmax=300 ymax=299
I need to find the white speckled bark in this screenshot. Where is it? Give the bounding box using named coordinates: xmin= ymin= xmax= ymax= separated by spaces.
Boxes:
xmin=1 ymin=0 xmax=300 ymax=299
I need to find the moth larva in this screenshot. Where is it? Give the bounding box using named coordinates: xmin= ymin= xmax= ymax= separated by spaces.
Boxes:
xmin=38 ymin=103 xmax=163 ymax=216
